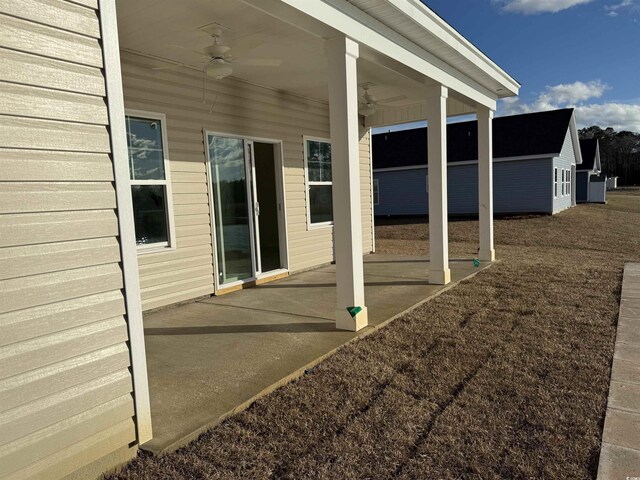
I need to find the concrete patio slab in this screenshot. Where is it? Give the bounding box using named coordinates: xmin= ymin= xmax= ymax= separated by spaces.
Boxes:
xmin=598 ymin=263 xmax=640 ymax=480
xmin=141 ymin=254 xmax=490 ymax=454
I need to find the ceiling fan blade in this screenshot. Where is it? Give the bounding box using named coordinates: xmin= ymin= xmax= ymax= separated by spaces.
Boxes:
xmin=377 ymin=95 xmax=408 ymax=105
xmin=165 ymin=43 xmax=209 ymax=57
xmin=152 ymin=63 xmax=185 ymax=71
xmin=231 ymin=58 xmax=282 ymax=67
xmin=229 ymin=35 xmax=265 ymax=57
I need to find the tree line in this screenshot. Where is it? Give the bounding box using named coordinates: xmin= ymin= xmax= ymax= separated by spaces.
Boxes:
xmin=579 ymin=126 xmax=640 ymax=186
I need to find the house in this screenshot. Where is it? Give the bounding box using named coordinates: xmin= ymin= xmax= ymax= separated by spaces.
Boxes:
xmin=577 ymin=138 xmax=605 ymax=203
xmin=606 ymin=177 xmax=618 ymax=190
xmin=373 ymin=108 xmax=582 ymax=216
xmin=0 ymin=0 xmax=519 ymax=478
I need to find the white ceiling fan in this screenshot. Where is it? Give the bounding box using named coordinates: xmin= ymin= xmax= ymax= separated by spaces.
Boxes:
xmin=359 ymin=83 xmax=407 ymax=117
xmin=153 ymin=24 xmax=282 ymax=80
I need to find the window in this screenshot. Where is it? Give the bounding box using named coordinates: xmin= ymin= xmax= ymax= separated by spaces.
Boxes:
xmin=554 ymin=168 xmax=558 ymax=197
xmin=373 ymin=178 xmax=380 ymax=206
xmin=561 ymin=169 xmax=565 ymax=196
xmin=304 ymin=137 xmax=333 ymax=227
xmin=566 ymin=169 xmax=571 ymax=196
xmin=125 ymin=111 xmax=175 ymax=250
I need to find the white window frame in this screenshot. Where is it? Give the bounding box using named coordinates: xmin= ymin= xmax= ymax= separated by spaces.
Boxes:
xmin=554 ymin=167 xmax=558 ymax=198
xmin=566 ymin=169 xmax=571 ymax=196
xmin=125 ymin=109 xmax=176 ymax=254
xmin=373 ymin=178 xmax=380 ymax=206
xmin=303 ymin=135 xmax=333 ymax=230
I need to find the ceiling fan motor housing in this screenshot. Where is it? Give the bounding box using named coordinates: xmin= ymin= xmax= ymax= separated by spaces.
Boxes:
xmin=204 ymin=44 xmax=231 ymax=58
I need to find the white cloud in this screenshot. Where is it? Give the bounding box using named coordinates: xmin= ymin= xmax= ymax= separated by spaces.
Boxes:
xmin=605 ymin=0 xmax=638 ymax=16
xmin=498 ymin=81 xmax=640 ymax=132
xmin=574 ymin=103 xmax=640 ymax=131
xmin=539 ymin=80 xmax=608 ymax=105
xmin=494 ymin=0 xmax=594 ymax=14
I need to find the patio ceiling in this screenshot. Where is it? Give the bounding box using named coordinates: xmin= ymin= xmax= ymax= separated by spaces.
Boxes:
xmin=116 ymin=0 xmax=518 ymax=125
xmin=118 ymin=0 xmax=425 ymax=106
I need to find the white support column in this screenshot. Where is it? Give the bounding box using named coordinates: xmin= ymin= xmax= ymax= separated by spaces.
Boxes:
xmin=426 ymin=85 xmax=451 ymax=285
xmin=325 ymin=36 xmax=368 ymax=331
xmin=477 ymin=106 xmax=495 ymax=262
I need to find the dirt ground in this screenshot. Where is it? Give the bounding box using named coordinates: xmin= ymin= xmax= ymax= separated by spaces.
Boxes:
xmin=108 ymin=189 xmax=640 ymax=480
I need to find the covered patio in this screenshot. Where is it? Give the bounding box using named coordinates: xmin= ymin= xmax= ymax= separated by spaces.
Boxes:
xmin=142 ymin=254 xmax=492 ymax=453
xmin=112 ymin=0 xmax=520 ymax=460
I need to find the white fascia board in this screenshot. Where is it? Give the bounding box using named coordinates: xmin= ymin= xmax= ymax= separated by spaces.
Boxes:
xmin=385 ymin=0 xmax=520 ymax=94
xmin=273 ymin=0 xmax=500 ymax=110
xmin=372 ymin=153 xmax=557 ymax=172
xmin=569 ymin=113 xmax=583 ymax=165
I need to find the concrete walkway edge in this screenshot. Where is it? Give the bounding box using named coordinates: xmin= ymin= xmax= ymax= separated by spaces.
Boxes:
xmin=597 ymin=263 xmax=640 ymax=479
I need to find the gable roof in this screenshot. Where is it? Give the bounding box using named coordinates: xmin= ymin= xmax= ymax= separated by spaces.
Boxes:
xmin=578 ymin=138 xmax=601 ymax=173
xmin=373 ymin=108 xmax=577 ymax=170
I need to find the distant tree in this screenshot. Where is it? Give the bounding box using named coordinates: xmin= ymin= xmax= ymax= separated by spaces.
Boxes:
xmin=579 ymin=126 xmax=640 ymax=186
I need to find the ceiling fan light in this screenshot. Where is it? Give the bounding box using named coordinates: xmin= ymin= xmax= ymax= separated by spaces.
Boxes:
xmin=205 ymin=59 xmax=233 ymax=80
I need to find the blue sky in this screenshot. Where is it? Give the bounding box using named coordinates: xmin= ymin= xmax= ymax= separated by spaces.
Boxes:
xmin=410 ymin=0 xmax=640 ymax=132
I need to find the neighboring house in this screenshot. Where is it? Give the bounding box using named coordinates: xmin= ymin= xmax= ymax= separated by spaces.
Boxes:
xmin=576 ymin=138 xmax=604 ymax=203
xmin=0 ymin=1 xmax=519 ymax=479
xmin=373 ymin=108 xmax=582 ymax=216
xmin=606 ymin=177 xmax=618 ymax=190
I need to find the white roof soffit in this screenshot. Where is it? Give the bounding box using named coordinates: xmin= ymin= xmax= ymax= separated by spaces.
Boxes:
xmin=241 ymin=0 xmax=520 ymax=111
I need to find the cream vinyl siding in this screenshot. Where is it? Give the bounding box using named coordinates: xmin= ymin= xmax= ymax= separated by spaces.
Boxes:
xmin=0 ymin=2 xmax=137 ymax=479
xmin=359 ymin=128 xmax=374 ymax=253
xmin=121 ymin=51 xmax=374 ymax=309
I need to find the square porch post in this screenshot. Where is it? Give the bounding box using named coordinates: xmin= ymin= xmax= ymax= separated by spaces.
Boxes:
xmin=325 ymin=36 xmax=368 ymax=331
xmin=426 ymin=85 xmax=451 ymax=285
xmin=477 ymin=106 xmax=495 ymax=261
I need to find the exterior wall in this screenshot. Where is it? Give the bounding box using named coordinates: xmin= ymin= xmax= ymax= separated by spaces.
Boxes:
xmin=121 ymin=52 xmax=374 ymax=310
xmin=576 ymin=171 xmax=589 ymax=203
xmin=494 ymin=159 xmax=553 ymax=214
xmin=359 ymin=128 xmax=375 ymax=253
xmin=375 ymin=168 xmax=429 ymax=216
xmin=589 ymin=180 xmax=607 ymax=203
xmin=552 ymin=130 xmax=577 ymax=213
xmin=374 ymin=158 xmax=554 ymax=216
xmin=0 ymin=2 xmax=139 ymax=479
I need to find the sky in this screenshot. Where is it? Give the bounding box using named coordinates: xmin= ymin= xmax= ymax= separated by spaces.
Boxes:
xmin=382 ymin=0 xmax=640 ymax=133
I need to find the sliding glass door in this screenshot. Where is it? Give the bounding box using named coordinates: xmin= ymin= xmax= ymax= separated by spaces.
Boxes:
xmin=207 ymin=135 xmax=254 ymax=286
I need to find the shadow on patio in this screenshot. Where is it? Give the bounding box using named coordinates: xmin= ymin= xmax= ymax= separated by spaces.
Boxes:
xmin=141 ymin=254 xmax=490 ymax=454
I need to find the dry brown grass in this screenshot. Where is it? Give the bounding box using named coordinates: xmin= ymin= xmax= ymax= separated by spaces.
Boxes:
xmin=108 ymin=190 xmax=640 ymax=480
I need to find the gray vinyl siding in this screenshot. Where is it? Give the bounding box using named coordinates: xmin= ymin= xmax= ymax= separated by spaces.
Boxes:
xmin=375 ymin=168 xmax=428 ymax=216
xmin=121 ymin=51 xmax=374 ymax=310
xmin=551 ymin=130 xmax=577 ymax=213
xmin=576 ymin=171 xmax=589 ymax=203
xmin=374 ymin=158 xmax=554 ymax=216
xmin=0 ymin=2 xmax=137 ymax=480
xmin=495 ymin=159 xmax=553 ymax=214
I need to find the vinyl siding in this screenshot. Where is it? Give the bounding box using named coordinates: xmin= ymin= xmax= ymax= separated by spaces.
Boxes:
xmin=121 ymin=51 xmax=374 ymax=310
xmin=552 ymin=130 xmax=577 ymax=213
xmin=359 ymin=128 xmax=374 ymax=253
xmin=374 ymin=158 xmax=555 ymax=216
xmin=0 ymin=2 xmax=137 ymax=479
xmin=375 ymin=168 xmax=429 ymax=216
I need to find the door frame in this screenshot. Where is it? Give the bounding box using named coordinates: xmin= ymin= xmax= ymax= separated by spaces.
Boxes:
xmin=203 ymin=129 xmax=290 ymax=292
